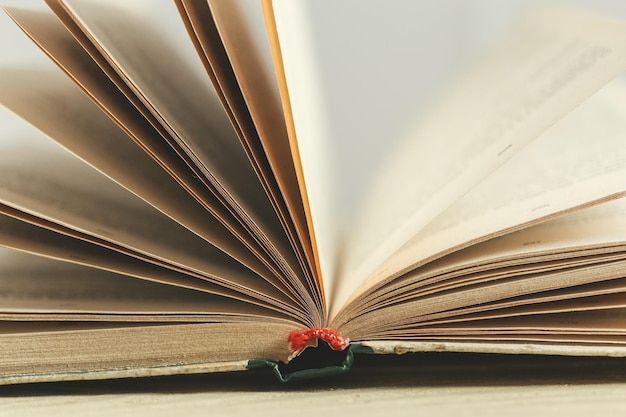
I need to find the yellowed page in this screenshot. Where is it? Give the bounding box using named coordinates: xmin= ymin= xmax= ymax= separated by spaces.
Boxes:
xmin=334 ymin=10 xmax=626 ymax=315
xmin=261 ymin=0 xmax=325 ymax=308
xmin=270 ymin=3 xmax=626 ymax=318
xmin=407 ymin=281 xmax=626 ymax=329
xmin=205 ymin=0 xmax=313 ymax=275
xmin=341 ymin=258 xmax=626 ymax=340
xmin=55 ymin=0 xmax=303 ymax=287
xmin=432 ymin=197 xmax=626 ymax=276
xmin=352 ymin=76 xmax=626 ymax=305
xmin=268 ymin=0 xmax=340 ymax=308
xmin=0 ymin=321 xmax=296 ymax=383
xmin=0 ymin=67 xmax=281 ymax=286
xmin=0 ymin=247 xmax=292 ymax=321
xmin=1 ymin=5 xmax=273 ymax=268
xmin=0 ymin=208 xmax=316 ymax=322
xmin=174 ymin=0 xmax=320 ymax=316
xmin=0 ymin=108 xmax=296 ymax=295
xmin=0 ymin=5 xmax=320 ymax=309
xmin=390 ymin=308 xmax=626 ymax=336
xmin=336 ymin=198 xmax=626 ymax=328
xmin=175 ymin=0 xmax=297 ymax=267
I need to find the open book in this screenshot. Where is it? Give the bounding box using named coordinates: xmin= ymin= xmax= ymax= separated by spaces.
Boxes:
xmin=1 ymin=0 xmax=626 ymax=384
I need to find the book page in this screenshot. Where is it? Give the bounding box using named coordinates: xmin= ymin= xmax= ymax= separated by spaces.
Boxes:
xmin=0 ymin=64 xmax=276 ymax=283
xmin=53 ymin=0 xmax=303 ymax=284
xmin=432 ymin=197 xmax=626 ymax=276
xmin=372 ymin=309 xmax=626 ymax=349
xmin=206 ymin=0 xmax=303 ymax=229
xmin=203 ymin=0 xmax=318 ymax=292
xmin=416 ymin=308 xmax=626 ymax=335
xmin=375 ymin=308 xmax=626 ymax=339
xmin=0 ymin=6 xmax=322 ymax=308
xmin=322 ymin=9 xmax=626 ymax=311
xmin=337 ymin=198 xmax=626 ymax=324
xmin=405 ymin=279 xmax=626 ymax=328
xmin=341 ymin=257 xmax=626 ymax=340
xmin=1 ymin=2 xmax=318 ymax=323
xmin=0 ymin=321 xmax=296 ymax=381
xmin=0 ymin=207 xmax=315 ymax=321
xmin=268 ymin=0 xmax=516 ymax=308
xmin=335 ymin=195 xmax=626 ymax=331
xmin=175 ymin=0 xmax=310 ymax=294
xmin=327 ymin=10 xmax=626 ymax=317
xmin=269 ymin=2 xmax=626 ymax=317
xmin=0 ymin=247 xmax=289 ymax=320
xmin=2 ymin=5 xmax=270 ymax=266
xmin=350 ymin=74 xmax=626 ymax=306
xmin=0 ymin=108 xmax=297 ymax=295
xmin=174 ymin=0 xmax=320 ymax=309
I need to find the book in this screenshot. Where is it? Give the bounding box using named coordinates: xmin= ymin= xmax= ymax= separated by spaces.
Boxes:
xmin=0 ymin=0 xmax=626 ymax=385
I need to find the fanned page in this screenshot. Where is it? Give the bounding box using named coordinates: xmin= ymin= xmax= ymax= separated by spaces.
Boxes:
xmin=41 ymin=0 xmax=319 ymax=318
xmin=0 ymin=247 xmax=289 ymax=321
xmin=0 ymin=0 xmax=310 ymax=368
xmin=266 ymin=1 xmax=626 ymax=319
xmin=351 ymin=75 xmax=626 ymax=300
xmin=339 ymin=198 xmax=626 ymax=347
xmin=173 ymin=0 xmax=322 ymax=307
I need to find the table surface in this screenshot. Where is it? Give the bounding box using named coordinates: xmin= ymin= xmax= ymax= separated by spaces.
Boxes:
xmin=2 ymin=352 xmax=626 ymax=416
